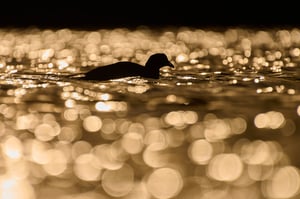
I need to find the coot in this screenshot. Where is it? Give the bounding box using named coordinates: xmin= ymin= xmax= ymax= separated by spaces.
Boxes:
xmin=80 ymin=53 xmax=174 ymax=81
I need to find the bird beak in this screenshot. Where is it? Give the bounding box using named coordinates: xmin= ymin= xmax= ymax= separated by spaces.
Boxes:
xmin=168 ymin=61 xmax=175 ymax=68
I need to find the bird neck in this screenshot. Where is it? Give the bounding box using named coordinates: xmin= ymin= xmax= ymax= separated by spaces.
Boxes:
xmin=145 ymin=66 xmax=160 ymax=78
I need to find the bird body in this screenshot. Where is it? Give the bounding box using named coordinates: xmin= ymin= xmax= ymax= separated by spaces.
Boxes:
xmin=80 ymin=53 xmax=174 ymax=81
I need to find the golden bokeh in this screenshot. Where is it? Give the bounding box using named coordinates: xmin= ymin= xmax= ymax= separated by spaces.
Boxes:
xmin=0 ymin=27 xmax=299 ymax=199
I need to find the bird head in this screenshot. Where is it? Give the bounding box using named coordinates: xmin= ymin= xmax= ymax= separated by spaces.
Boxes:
xmin=145 ymin=53 xmax=175 ymax=69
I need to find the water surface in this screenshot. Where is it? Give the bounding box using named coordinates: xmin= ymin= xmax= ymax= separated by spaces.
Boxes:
xmin=0 ymin=27 xmax=299 ymax=199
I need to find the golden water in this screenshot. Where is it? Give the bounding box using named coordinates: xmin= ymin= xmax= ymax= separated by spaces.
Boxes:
xmin=0 ymin=26 xmax=299 ymax=199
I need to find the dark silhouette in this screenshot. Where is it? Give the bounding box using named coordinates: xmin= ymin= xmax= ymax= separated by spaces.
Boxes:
xmin=80 ymin=53 xmax=174 ymax=81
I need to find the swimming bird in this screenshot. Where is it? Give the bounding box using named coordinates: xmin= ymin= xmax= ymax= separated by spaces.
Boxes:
xmin=79 ymin=53 xmax=174 ymax=81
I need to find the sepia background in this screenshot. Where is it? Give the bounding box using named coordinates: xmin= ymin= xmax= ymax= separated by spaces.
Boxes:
xmin=0 ymin=2 xmax=299 ymax=199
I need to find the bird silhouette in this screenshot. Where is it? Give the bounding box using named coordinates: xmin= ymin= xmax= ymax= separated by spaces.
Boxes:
xmin=79 ymin=53 xmax=174 ymax=81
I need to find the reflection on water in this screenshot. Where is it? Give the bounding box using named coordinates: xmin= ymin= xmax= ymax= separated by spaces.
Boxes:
xmin=0 ymin=27 xmax=299 ymax=199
